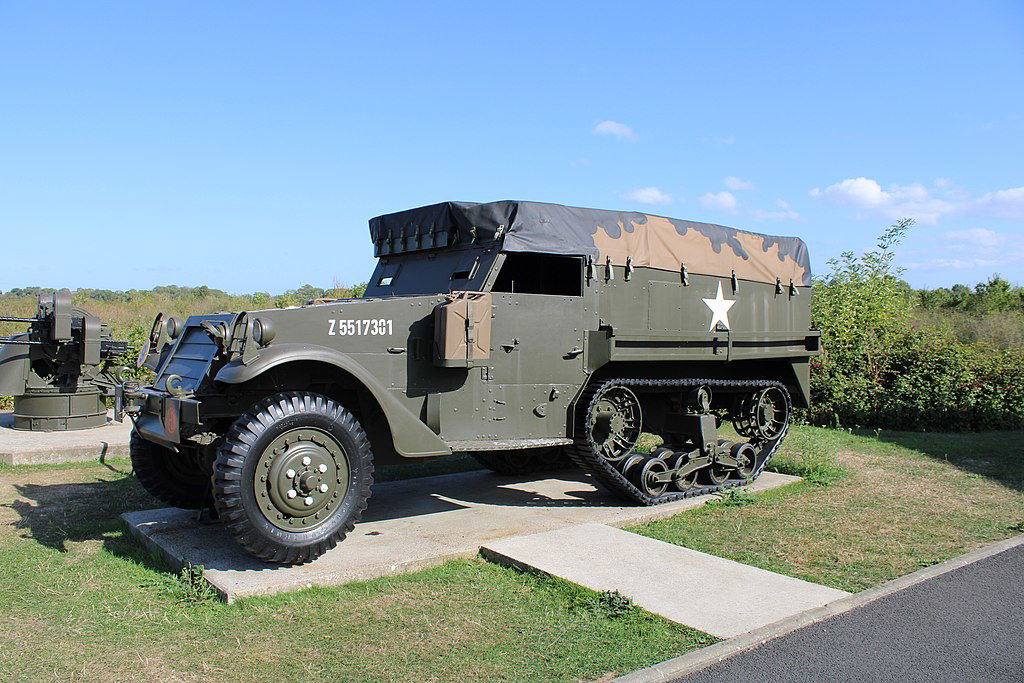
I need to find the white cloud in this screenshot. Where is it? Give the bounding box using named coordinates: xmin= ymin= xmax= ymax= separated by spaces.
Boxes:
xmin=905 ymin=228 xmax=1024 ymax=272
xmin=809 ymin=177 xmax=954 ymax=224
xmin=625 ymin=186 xmax=672 ymax=204
xmin=975 ymin=186 xmax=1024 ymax=219
xmin=723 ymin=176 xmax=755 ymax=191
xmin=699 ymin=191 xmax=738 ymax=213
xmin=593 ymin=120 xmax=636 ymax=141
xmin=943 ymin=227 xmax=1001 ymax=248
xmin=752 ymin=198 xmax=801 ymax=222
xmin=907 ymin=257 xmax=1002 ymax=270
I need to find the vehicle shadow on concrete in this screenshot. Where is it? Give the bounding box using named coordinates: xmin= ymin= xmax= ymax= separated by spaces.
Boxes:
xmin=865 ymin=430 xmax=1024 ymax=492
xmin=356 ymin=468 xmax=612 ymax=524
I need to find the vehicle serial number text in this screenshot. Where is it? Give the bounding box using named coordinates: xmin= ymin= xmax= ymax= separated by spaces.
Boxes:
xmin=328 ymin=319 xmax=394 ymax=336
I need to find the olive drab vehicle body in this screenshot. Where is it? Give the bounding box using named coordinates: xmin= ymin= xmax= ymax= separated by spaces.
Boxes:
xmin=123 ymin=200 xmax=820 ymax=563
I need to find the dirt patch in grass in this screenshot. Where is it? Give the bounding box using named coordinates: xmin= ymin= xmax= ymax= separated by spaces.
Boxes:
xmin=631 ymin=427 xmax=1024 ymax=592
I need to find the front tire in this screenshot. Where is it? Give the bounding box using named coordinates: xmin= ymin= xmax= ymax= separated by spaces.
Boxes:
xmin=212 ymin=392 xmax=374 ymax=564
xmin=130 ymin=431 xmax=213 ymax=510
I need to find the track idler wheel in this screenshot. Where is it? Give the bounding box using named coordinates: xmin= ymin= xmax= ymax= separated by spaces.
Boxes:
xmin=733 ymin=386 xmax=791 ymax=441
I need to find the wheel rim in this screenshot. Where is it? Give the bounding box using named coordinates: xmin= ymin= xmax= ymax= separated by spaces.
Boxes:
xmin=620 ymin=454 xmax=647 ymax=481
xmin=732 ymin=442 xmax=757 ymax=479
xmin=704 ymin=443 xmax=731 ymax=485
xmin=255 ymin=427 xmax=350 ymax=531
xmin=638 ymin=457 xmax=669 ymax=496
xmin=753 ymin=387 xmax=789 ymax=441
xmin=588 ymin=385 xmax=642 ymax=463
xmin=671 ymin=453 xmax=698 ymax=490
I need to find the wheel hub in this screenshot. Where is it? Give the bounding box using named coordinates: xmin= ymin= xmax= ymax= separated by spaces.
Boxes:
xmin=258 ymin=428 xmax=350 ymax=531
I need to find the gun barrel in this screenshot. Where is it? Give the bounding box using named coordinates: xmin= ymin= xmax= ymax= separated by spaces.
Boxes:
xmin=0 ymin=336 xmax=44 ymax=346
xmin=0 ymin=316 xmax=39 ymax=323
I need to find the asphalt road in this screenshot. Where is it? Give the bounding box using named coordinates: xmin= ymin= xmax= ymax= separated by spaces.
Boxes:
xmin=678 ymin=544 xmax=1024 ymax=682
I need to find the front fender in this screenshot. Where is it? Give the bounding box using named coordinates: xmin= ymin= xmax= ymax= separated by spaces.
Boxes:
xmin=214 ymin=343 xmax=450 ymax=458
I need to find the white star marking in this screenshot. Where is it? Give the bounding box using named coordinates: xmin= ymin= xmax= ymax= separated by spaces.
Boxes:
xmin=702 ymin=282 xmax=736 ymax=331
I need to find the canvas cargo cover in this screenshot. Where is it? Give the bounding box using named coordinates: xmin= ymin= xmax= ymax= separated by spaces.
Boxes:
xmin=369 ymin=200 xmax=811 ymax=286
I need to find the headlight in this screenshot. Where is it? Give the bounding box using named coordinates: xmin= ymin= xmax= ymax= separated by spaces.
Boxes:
xmin=252 ymin=317 xmax=275 ymax=346
xmin=166 ymin=316 xmax=183 ymax=340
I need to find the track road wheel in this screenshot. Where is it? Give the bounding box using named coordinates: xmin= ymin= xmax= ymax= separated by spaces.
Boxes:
xmin=732 ymin=442 xmax=758 ymax=480
xmin=637 ymin=457 xmax=669 ymax=496
xmin=130 ymin=431 xmax=212 ymax=510
xmin=619 ymin=453 xmax=647 ymax=482
xmin=213 ymin=392 xmax=374 ymax=564
xmin=700 ymin=440 xmax=732 ymax=486
xmin=470 ymin=447 xmax=574 ymax=475
xmin=670 ymin=452 xmax=699 ymax=491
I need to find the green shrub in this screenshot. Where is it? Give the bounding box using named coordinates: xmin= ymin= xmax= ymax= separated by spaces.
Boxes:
xmin=809 ymin=220 xmax=1023 ymax=432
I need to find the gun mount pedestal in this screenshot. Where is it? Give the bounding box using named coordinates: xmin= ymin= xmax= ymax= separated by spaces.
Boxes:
xmin=12 ymin=386 xmax=108 ymax=431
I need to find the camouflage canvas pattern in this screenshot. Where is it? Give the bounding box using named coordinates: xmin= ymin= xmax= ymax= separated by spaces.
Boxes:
xmin=369 ymin=200 xmax=811 ymax=287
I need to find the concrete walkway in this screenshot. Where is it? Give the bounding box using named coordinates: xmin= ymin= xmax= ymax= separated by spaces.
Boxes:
xmin=0 ymin=411 xmax=132 ymax=465
xmin=122 ymin=469 xmax=798 ymax=602
xmin=482 ymin=524 xmax=848 ymax=638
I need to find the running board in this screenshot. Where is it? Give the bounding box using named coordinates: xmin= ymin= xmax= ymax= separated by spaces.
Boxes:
xmin=447 ymin=438 xmax=573 ymax=453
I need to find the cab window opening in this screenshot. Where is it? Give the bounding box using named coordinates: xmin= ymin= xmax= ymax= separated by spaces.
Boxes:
xmin=492 ymin=253 xmax=582 ymax=296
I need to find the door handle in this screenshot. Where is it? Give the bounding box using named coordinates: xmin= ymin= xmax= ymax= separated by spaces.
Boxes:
xmin=565 ymin=346 xmax=584 ymax=359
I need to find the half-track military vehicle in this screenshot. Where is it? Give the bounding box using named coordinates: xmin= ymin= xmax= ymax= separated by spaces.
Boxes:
xmin=122 ymin=200 xmax=819 ymax=564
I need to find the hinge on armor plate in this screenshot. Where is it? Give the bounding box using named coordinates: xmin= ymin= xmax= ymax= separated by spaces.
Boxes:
xmin=480 ymin=366 xmax=493 ymax=381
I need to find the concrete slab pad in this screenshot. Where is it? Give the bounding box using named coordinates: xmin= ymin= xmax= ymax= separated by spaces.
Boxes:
xmin=0 ymin=411 xmax=132 ymax=465
xmin=481 ymin=523 xmax=850 ymax=639
xmin=121 ymin=469 xmax=799 ymax=603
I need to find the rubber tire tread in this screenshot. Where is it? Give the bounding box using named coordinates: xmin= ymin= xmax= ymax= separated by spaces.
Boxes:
xmin=470 ymin=447 xmax=575 ymax=475
xmin=212 ymin=391 xmax=374 ymax=565
xmin=130 ymin=430 xmax=212 ymax=510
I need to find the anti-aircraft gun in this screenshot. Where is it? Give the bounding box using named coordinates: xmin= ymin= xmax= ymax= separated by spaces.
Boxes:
xmin=0 ymin=289 xmax=129 ymax=430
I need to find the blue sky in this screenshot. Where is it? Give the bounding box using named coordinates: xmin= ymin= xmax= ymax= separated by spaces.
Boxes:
xmin=1 ymin=1 xmax=1022 ymax=293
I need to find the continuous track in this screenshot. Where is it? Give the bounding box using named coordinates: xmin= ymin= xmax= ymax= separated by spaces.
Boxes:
xmin=566 ymin=377 xmax=792 ymax=505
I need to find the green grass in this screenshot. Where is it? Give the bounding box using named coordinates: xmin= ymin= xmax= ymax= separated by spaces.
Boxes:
xmin=3 ymin=426 xmax=1021 ymax=679
xmin=631 ymin=426 xmax=1024 ymax=592
xmin=0 ymin=459 xmax=710 ymax=682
